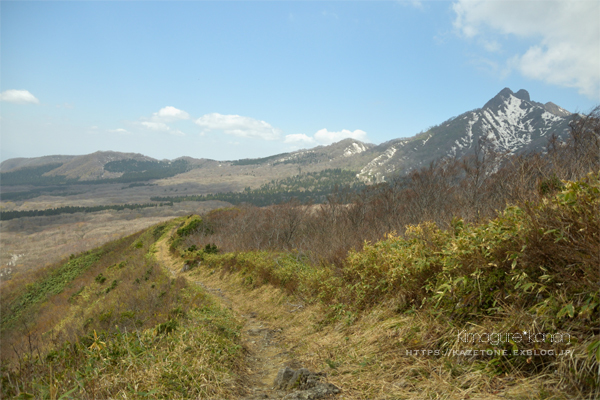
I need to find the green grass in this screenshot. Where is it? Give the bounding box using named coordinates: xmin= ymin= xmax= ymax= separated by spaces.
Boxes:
xmin=1 ymin=223 xmax=245 ymax=399
xmin=1 ymin=251 xmax=103 ymax=330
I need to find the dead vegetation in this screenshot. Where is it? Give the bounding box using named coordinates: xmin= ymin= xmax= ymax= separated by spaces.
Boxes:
xmin=0 ymin=220 xmax=246 ymax=399
xmin=0 ymin=108 xmax=598 ymax=399
xmin=168 ymin=107 xmax=599 ymax=399
xmin=0 ymin=200 xmax=229 ymax=282
xmin=187 ymin=108 xmax=599 ymax=262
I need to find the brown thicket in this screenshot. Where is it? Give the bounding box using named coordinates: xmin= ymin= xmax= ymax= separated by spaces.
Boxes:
xmin=188 ymin=107 xmax=599 ymax=266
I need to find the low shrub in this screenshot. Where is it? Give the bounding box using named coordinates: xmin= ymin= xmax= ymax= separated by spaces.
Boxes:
xmin=185 ymin=173 xmax=599 ymax=395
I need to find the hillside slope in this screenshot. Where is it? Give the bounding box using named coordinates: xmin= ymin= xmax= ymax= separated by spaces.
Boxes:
xmin=0 ymin=223 xmax=246 ymax=399
xmin=0 ymin=217 xmax=342 ymax=400
xmin=171 ymin=172 xmax=599 ymax=399
xmin=2 ymin=170 xmax=598 ymax=398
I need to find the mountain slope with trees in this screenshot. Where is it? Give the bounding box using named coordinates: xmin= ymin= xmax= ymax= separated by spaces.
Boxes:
xmin=1 ymin=106 xmax=597 ymax=399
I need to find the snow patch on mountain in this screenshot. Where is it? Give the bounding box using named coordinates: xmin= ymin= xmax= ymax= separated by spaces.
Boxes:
xmin=344 ymin=142 xmax=368 ymax=157
xmin=357 ymin=146 xmax=397 ymax=182
xmin=435 ymin=90 xmax=571 ymax=163
xmin=474 ymin=95 xmax=535 ymax=153
xmin=541 ymin=111 xmax=562 ymax=124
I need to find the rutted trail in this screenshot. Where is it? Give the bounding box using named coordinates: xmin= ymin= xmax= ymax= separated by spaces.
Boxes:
xmin=154 ymin=229 xmax=341 ymax=400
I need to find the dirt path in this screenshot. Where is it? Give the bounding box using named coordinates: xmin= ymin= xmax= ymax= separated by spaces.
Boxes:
xmin=154 ymin=232 xmax=314 ymax=399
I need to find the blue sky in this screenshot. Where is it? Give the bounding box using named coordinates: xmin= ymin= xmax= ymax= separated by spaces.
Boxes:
xmin=1 ymin=1 xmax=598 ymax=161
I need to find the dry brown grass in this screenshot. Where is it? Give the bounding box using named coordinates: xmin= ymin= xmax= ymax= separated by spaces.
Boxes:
xmin=186 ymin=261 xmax=331 ymax=389
xmin=1 ymin=219 xmax=246 ymax=399
xmin=174 ymin=169 xmax=599 ymax=399
xmin=0 ymin=201 xmax=228 ymax=282
xmin=186 ymin=264 xmax=576 ymax=400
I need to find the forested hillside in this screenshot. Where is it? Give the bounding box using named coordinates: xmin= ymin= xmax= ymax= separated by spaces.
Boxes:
xmin=0 ymin=159 xmax=190 ymax=187
xmin=151 ymin=168 xmax=365 ymax=207
xmin=0 ymin=202 xmax=174 ymax=221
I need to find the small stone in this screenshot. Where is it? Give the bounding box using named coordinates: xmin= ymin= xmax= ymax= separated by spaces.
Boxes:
xmin=274 ymin=367 xmax=296 ymax=390
xmin=274 ymin=367 xmax=340 ymax=399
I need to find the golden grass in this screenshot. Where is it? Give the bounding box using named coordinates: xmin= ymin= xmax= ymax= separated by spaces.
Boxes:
xmin=181 ymin=241 xmax=596 ymax=400
xmin=185 ymin=263 xmax=566 ymax=399
xmin=173 ymin=172 xmax=598 ymax=398
xmin=1 ymin=221 xmax=247 ymax=399
xmin=2 ymin=169 xmax=597 ymax=398
xmin=186 ymin=261 xmax=326 ymax=389
xmin=0 ymin=201 xmax=227 ymax=281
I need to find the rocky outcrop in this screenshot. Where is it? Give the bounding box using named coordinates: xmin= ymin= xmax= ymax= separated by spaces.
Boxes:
xmin=274 ymin=367 xmax=340 ymax=399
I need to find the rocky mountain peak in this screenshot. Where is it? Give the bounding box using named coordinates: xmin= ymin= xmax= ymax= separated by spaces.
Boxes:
xmin=544 ymin=102 xmax=571 ymax=117
xmin=483 ymin=87 xmax=515 ymax=109
xmin=514 ymin=89 xmax=530 ymax=102
xmin=498 ymin=87 xmax=514 ymax=97
xmin=484 ymin=88 xmax=533 ymax=110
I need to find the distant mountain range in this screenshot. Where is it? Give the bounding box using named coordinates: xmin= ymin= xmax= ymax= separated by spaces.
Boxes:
xmin=1 ymin=88 xmax=573 ymax=186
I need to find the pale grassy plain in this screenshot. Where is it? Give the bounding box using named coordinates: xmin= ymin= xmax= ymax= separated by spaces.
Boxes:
xmin=0 ymin=200 xmax=229 ymax=281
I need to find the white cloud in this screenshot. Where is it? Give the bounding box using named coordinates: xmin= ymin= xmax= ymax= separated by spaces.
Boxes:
xmin=284 ymin=133 xmax=316 ymax=144
xmin=481 ymin=39 xmax=500 ymax=53
xmin=284 ymin=129 xmax=369 ymax=147
xmin=152 ymin=106 xmax=190 ymax=122
xmin=141 ymin=121 xmax=170 ymax=131
xmin=139 ymin=121 xmax=185 ymax=136
xmin=137 ymin=106 xmax=190 ymax=135
xmin=452 ymin=0 xmax=600 ymax=99
xmin=314 ymin=128 xmax=368 ymax=145
xmin=109 ymin=128 xmax=129 ymax=134
xmin=194 ymin=113 xmax=281 ymax=140
xmin=0 ymin=89 xmax=40 ymax=104
xmin=399 ymin=0 xmax=424 ymax=10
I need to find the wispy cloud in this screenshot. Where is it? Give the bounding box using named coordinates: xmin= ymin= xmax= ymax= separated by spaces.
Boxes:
xmin=109 ymin=128 xmax=129 ymax=134
xmin=0 ymin=89 xmax=40 ymax=104
xmin=284 ymin=133 xmax=316 ymax=145
xmin=194 ymin=113 xmax=281 ymax=140
xmin=452 ymin=0 xmax=600 ymax=100
xmin=285 ymin=129 xmax=368 ymax=147
xmin=138 ymin=106 xmax=190 ymax=136
xmin=480 ymin=39 xmax=500 ymax=53
xmin=314 ymin=128 xmax=368 ymax=145
xmin=152 ymin=106 xmax=190 ymax=122
xmin=141 ymin=121 xmax=170 ymax=131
